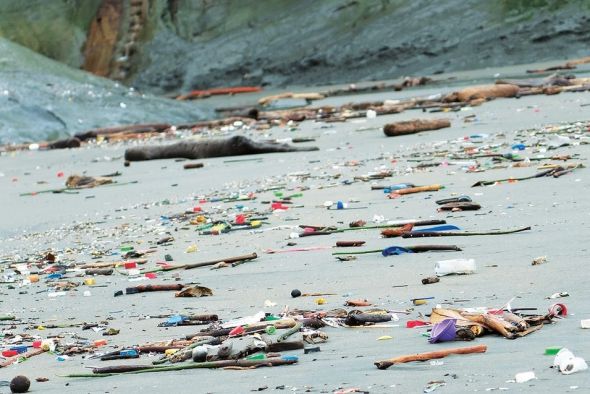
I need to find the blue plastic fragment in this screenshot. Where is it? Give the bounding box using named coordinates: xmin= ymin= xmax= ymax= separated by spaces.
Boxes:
xmin=164 ymin=314 xmax=186 ymax=326
xmin=414 ymin=225 xmax=461 ymax=233
xmin=382 ymin=246 xmax=412 ymax=256
xmin=511 ymin=143 xmax=526 ymax=151
xmin=383 ymin=183 xmax=413 ymax=193
xmin=120 ymin=349 xmax=138 ymax=357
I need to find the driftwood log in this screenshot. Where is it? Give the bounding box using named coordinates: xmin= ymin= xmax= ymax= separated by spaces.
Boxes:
xmin=125 ymin=136 xmax=318 ymax=161
xmin=383 ymin=119 xmax=450 ymax=137
xmin=125 ymin=284 xmax=184 ymax=294
xmin=443 ymin=84 xmax=519 ymax=102
xmin=84 ymin=268 xmax=114 ymax=276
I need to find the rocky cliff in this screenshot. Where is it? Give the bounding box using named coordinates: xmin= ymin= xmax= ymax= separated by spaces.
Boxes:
xmin=2 ymin=0 xmax=589 ymax=96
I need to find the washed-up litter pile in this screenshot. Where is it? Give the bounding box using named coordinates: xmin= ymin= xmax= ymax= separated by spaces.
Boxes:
xmin=1 ymin=74 xmax=589 ymax=392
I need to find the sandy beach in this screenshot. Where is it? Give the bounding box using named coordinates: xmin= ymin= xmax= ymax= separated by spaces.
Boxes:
xmin=1 ymin=67 xmax=590 ymax=393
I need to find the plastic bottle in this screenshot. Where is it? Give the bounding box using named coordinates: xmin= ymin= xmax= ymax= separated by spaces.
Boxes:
xmin=120 ymin=349 xmax=138 ymax=357
xmin=434 ymin=259 xmax=476 ymax=276
xmin=2 ymin=350 xmax=18 ymax=357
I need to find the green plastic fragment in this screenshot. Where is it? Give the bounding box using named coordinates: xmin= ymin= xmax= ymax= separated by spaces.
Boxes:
xmin=545 ymin=346 xmax=562 ymax=355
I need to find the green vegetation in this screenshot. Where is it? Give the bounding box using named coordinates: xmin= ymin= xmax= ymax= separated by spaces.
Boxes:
xmin=0 ymin=0 xmax=101 ymax=68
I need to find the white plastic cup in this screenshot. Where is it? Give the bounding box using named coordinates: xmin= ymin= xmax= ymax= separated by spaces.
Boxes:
xmin=554 ymin=348 xmax=575 ymax=367
xmin=554 ymin=348 xmax=588 ymax=374
xmin=435 ymin=259 xmax=476 ymax=276
xmin=560 ymin=357 xmax=588 ymax=375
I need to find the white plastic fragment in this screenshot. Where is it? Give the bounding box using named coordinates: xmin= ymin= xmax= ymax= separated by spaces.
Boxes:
xmin=434 ymin=259 xmax=476 ymax=276
xmin=515 ymin=371 xmax=536 ymax=383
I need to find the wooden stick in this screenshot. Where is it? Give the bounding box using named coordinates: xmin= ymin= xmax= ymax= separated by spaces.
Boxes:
xmin=277 ymin=322 xmax=303 ymax=342
xmin=335 ymin=241 xmax=366 ymax=247
xmin=64 ymin=357 xmax=298 ymax=377
xmin=332 ymin=244 xmax=461 ymax=255
xmin=0 ymin=348 xmax=45 ymax=368
xmin=402 ymin=226 xmax=531 ymax=238
xmin=74 ymin=123 xmax=171 ymax=141
xmin=184 ymin=252 xmax=258 ymax=270
xmin=142 ymin=253 xmax=258 ymax=273
xmin=84 ymin=268 xmax=114 ymax=276
xmin=375 ymin=344 xmax=487 ymax=369
xmin=79 ymin=259 xmax=148 ymax=269
xmin=471 ymin=168 xmax=559 ymax=187
xmin=266 ymin=341 xmax=305 ymax=352
xmin=389 ymin=185 xmax=442 ymax=196
xmin=183 ymin=162 xmax=204 ymax=170
xmin=299 ymin=220 xmax=446 ymax=237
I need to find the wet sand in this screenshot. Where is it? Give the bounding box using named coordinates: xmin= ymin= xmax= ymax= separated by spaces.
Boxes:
xmin=1 ymin=76 xmax=590 ymax=393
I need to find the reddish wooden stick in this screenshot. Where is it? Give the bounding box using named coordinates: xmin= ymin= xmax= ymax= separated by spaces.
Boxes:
xmin=375 ymin=345 xmax=487 ymax=370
